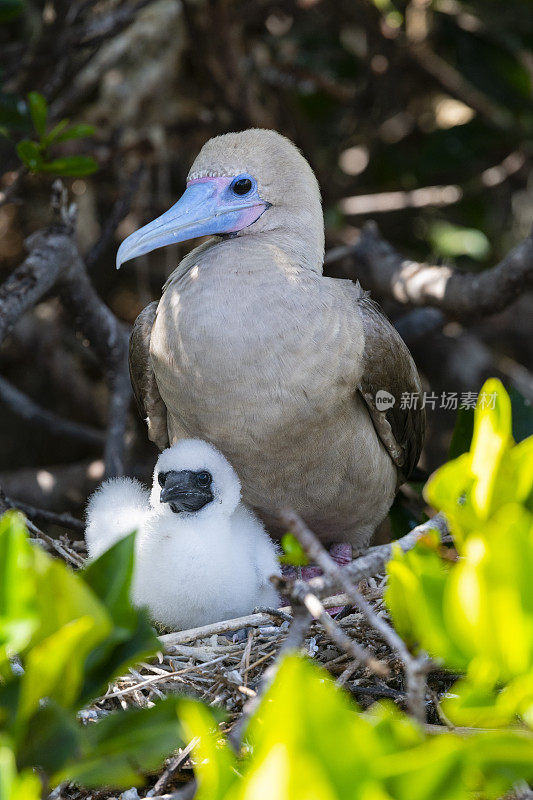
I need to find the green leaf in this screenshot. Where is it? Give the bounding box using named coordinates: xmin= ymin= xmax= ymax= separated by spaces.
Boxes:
xmin=42 ymin=118 xmax=70 ymax=146
xmin=279 ymin=532 xmax=309 ymax=566
xmin=16 ymin=700 xmax=80 ymax=774
xmin=448 ymin=405 xmax=474 ymax=459
xmin=54 ymin=698 xmax=183 ymax=788
xmin=428 ymin=221 xmax=491 ymax=261
xmin=469 ymin=378 xmax=513 ymax=517
xmin=27 ymin=92 xmax=47 ymax=139
xmin=52 ymin=123 xmax=96 ymax=144
xmin=81 ymin=534 xmax=159 ymax=701
xmin=242 ymin=655 xmax=373 ymax=797
xmin=179 ymin=699 xmax=237 ymax=800
xmin=16 ymin=615 xmax=103 ymax=732
xmin=0 ymin=0 xmax=24 ymax=22
xmin=0 ymin=741 xmax=42 ymax=800
xmin=15 ymin=139 xmax=43 ymax=172
xmin=0 ymin=512 xmax=38 ymax=678
xmin=40 ymin=155 xmax=98 ymax=177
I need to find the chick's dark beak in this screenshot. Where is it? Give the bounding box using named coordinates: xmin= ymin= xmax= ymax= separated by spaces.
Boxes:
xmin=160 ymin=470 xmax=213 ymax=513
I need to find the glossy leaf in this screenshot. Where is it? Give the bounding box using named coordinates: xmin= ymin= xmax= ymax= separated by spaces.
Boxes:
xmin=0 ymin=513 xmax=38 ymax=678
xmin=52 ymin=123 xmax=95 ymax=143
xmin=81 ymin=534 xmax=159 ymax=701
xmin=27 ymin=92 xmax=47 ymax=139
xmin=179 ymin=699 xmax=237 ymax=800
xmin=0 ymin=741 xmax=42 ymax=800
xmin=15 ymin=139 xmax=42 ymax=171
xmin=279 ymin=532 xmax=309 ymax=566
xmin=54 ymin=698 xmax=183 ymax=788
xmin=39 ymin=155 xmax=98 ymax=176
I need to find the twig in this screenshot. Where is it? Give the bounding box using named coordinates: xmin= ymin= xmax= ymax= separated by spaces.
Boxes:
xmin=252 ymin=606 xmax=292 ymax=623
xmin=299 ymin=513 xmax=449 ymax=598
xmin=159 ymin=595 xmax=349 ymax=649
xmin=328 ymin=222 xmax=533 ymax=321
xmin=272 ymin=572 xmax=389 ymax=678
xmin=0 ymin=487 xmax=84 ymax=567
xmin=228 ymin=603 xmax=312 ymax=750
xmin=0 ymin=374 xmax=105 ymax=447
xmin=279 ymin=509 xmax=431 ymax=722
xmin=148 ymin=739 xmax=199 ymax=797
xmin=6 ymin=498 xmax=84 ymax=534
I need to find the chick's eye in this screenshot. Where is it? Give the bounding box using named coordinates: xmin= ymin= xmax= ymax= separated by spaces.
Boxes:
xmin=158 ymin=471 xmax=167 ymax=487
xmin=232 ymin=177 xmax=252 ymax=196
xmin=196 ymin=471 xmax=212 ymax=487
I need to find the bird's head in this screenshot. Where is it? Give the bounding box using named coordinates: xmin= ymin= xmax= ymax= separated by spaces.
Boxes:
xmin=116 ymin=129 xmax=323 ymax=270
xmin=151 ymin=438 xmax=241 ymax=519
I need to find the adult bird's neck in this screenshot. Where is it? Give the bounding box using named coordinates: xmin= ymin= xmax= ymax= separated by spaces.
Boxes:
xmin=163 ymin=206 xmax=325 ymax=291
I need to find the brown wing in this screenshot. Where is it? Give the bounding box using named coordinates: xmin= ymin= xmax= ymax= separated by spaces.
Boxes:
xmin=129 ymin=302 xmax=169 ymax=451
xmin=356 ymin=288 xmax=425 ymax=482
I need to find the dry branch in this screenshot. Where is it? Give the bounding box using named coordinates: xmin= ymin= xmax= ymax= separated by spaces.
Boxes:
xmin=0 ymin=374 xmax=105 ymax=448
xmin=299 ymin=513 xmax=449 ymax=599
xmin=326 ymin=222 xmax=533 ymax=321
xmin=278 ymin=510 xmax=431 ymax=722
xmin=0 ymin=182 xmax=131 ymax=477
xmin=159 ymin=594 xmax=350 ymax=649
xmin=272 ymin=573 xmax=389 ymax=678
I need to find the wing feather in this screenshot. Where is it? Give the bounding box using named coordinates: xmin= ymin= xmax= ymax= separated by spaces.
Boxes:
xmin=355 ymin=287 xmax=425 ymax=482
xmin=129 ymin=302 xmax=169 ymax=450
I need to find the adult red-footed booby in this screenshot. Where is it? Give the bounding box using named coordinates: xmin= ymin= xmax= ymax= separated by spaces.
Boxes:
xmin=118 ymin=129 xmax=424 ymax=550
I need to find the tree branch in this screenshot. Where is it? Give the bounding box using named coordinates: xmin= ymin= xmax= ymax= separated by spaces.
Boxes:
xmin=278 ymin=510 xmax=430 ymax=722
xmin=327 ymin=222 xmax=533 ymax=321
xmin=0 ymin=374 xmax=105 ymax=448
xmin=0 ymin=182 xmax=131 ymax=477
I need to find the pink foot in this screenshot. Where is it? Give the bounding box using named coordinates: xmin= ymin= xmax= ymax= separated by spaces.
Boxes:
xmin=281 ymin=542 xmax=353 ymax=614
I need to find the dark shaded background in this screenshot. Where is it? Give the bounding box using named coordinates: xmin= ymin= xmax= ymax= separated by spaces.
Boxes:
xmin=1 ymin=0 xmax=532 ymax=524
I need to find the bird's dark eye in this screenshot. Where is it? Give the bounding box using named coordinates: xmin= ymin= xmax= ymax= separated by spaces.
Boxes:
xmin=232 ymin=177 xmax=252 ymax=196
xmin=158 ymin=471 xmax=167 ymax=487
xmin=196 ymin=470 xmax=212 ymax=487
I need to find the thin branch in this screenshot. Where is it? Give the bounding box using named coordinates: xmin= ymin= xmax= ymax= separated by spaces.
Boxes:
xmin=9 ymin=499 xmax=84 ymax=534
xmin=159 ymin=594 xmax=349 ymax=650
xmin=279 ymin=509 xmax=431 ymax=722
xmin=0 ymin=488 xmax=84 ymax=567
xmin=0 ymin=181 xmax=131 ymax=477
xmin=0 ymin=374 xmax=105 ymax=447
xmin=299 ymin=513 xmax=449 ymax=599
xmin=272 ymin=572 xmax=390 ymax=678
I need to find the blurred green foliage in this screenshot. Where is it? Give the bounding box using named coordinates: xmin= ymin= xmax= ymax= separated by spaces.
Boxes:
xmin=13 ymin=92 xmax=98 ymax=177
xmin=279 ymin=532 xmax=309 ymax=567
xmin=3 ymin=383 xmax=533 ymax=798
xmin=180 ymin=655 xmax=533 ymax=800
xmin=386 ymin=378 xmax=533 ymax=727
xmin=0 ymin=514 xmax=183 ymax=794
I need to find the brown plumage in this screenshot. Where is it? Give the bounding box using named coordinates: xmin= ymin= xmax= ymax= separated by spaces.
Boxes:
xmin=125 ymin=130 xmax=424 ymax=548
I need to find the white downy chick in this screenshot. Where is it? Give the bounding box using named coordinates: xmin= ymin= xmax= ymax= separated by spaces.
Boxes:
xmin=85 ymin=439 xmax=280 ymax=630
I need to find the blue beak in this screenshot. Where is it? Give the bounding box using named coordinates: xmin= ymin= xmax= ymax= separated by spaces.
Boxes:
xmin=116 ymin=179 xmax=267 ymax=269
